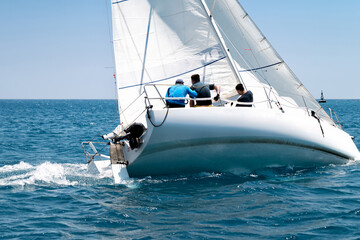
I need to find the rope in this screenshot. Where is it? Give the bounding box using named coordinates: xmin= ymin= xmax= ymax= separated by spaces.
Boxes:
xmin=311 ymin=111 xmax=325 ymax=138
xmin=147 ymin=106 xmax=169 ymax=128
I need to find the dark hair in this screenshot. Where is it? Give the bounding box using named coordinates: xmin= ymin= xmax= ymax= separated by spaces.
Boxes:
xmin=235 ymin=83 xmax=244 ymax=91
xmin=191 ymin=74 xmax=200 ymax=83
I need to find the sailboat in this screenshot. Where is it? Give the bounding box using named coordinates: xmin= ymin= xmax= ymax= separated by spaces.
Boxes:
xmin=319 ymin=90 xmax=326 ymax=103
xmin=83 ymin=0 xmax=360 ymax=183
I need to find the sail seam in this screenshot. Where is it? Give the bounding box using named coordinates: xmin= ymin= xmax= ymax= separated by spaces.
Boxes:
xmin=238 ymin=62 xmax=282 ymax=73
xmin=118 ymin=56 xmax=226 ymax=90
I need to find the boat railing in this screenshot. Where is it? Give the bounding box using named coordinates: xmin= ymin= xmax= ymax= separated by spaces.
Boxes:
xmin=143 ymin=83 xmax=267 ymax=108
xmin=142 ymin=84 xmax=315 ymax=116
xmin=143 ymin=84 xmax=166 ymax=108
xmin=145 ymin=96 xmax=272 ymax=107
xmin=329 ymin=108 xmax=342 ymax=129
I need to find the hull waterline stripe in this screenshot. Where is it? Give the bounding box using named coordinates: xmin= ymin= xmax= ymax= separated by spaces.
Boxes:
xmin=118 ymin=56 xmax=226 ymax=90
xmin=238 ymin=62 xmax=282 ymax=73
xmin=140 ymin=137 xmax=351 ymax=160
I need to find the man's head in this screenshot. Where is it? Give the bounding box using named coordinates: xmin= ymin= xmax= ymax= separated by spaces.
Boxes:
xmin=236 ymin=83 xmax=245 ymax=95
xmin=175 ymin=79 xmax=184 ymax=85
xmin=191 ymin=74 xmax=200 ymax=84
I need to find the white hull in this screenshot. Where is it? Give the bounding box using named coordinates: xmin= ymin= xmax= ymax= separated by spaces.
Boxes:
xmin=120 ymin=107 xmax=359 ymax=177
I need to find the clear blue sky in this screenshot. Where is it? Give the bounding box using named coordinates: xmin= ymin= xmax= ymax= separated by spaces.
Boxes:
xmin=0 ymin=0 xmax=359 ymax=99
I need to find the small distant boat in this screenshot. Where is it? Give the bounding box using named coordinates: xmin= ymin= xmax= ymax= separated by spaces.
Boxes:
xmin=319 ymin=91 xmax=326 ymax=103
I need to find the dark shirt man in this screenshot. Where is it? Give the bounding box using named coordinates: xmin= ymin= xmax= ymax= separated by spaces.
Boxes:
xmin=235 ymin=83 xmax=253 ymax=107
xmin=190 ymin=74 xmax=221 ymax=107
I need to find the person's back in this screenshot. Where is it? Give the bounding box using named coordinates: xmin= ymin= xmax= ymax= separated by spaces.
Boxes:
xmin=190 ymin=74 xmax=220 ymax=107
xmin=166 ymin=79 xmax=197 ymax=108
xmin=191 ymin=81 xmax=212 ymax=106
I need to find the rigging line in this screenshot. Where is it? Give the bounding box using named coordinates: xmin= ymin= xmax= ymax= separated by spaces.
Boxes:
xmin=139 ymin=7 xmax=153 ymax=95
xmin=118 ymin=56 xmax=226 ymax=90
xmin=124 ymin=108 xmax=148 ymax=132
xmin=119 ymin=91 xmax=145 ymax=116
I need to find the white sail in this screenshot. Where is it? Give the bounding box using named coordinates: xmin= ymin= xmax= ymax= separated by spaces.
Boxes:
xmin=204 ymin=0 xmax=332 ymax=123
xmin=111 ymin=0 xmax=241 ymax=128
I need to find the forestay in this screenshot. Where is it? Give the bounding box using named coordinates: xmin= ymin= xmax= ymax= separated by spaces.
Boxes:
xmin=111 ymin=0 xmax=240 ymax=128
xmin=204 ymin=0 xmax=333 ymax=123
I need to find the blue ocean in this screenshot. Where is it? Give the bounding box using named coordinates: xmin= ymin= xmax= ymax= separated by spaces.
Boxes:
xmin=0 ymin=99 xmax=359 ymax=239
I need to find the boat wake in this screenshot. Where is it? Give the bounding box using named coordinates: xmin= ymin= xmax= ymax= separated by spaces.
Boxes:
xmin=0 ymin=161 xmax=113 ymax=188
xmin=1 ymin=160 xmax=358 ymax=189
xmin=0 ymin=161 xmax=226 ymax=189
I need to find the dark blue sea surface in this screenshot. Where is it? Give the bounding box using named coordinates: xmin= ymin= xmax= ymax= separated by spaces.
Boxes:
xmin=0 ymin=99 xmax=359 ymax=239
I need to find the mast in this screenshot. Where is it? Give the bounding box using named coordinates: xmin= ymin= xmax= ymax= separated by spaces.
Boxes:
xmin=199 ymin=0 xmax=245 ymax=86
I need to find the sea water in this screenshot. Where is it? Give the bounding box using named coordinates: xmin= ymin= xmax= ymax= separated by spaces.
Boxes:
xmin=0 ymin=99 xmax=359 ymax=239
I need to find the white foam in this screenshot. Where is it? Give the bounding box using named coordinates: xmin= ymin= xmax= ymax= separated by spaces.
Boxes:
xmin=345 ymin=158 xmax=360 ymax=166
xmin=0 ymin=161 xmax=104 ymax=187
xmin=0 ymin=161 xmax=34 ymax=173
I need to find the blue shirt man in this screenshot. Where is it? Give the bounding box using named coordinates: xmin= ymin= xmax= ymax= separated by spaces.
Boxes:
xmin=166 ymin=79 xmax=197 ymax=108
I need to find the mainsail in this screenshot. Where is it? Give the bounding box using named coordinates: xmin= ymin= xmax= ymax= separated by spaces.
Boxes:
xmin=112 ymin=0 xmax=241 ymax=127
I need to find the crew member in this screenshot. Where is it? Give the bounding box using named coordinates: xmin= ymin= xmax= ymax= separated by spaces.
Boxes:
xmin=235 ymin=83 xmax=253 ymax=107
xmin=190 ymin=74 xmax=221 ymax=107
xmin=165 ymin=79 xmax=197 ymax=108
